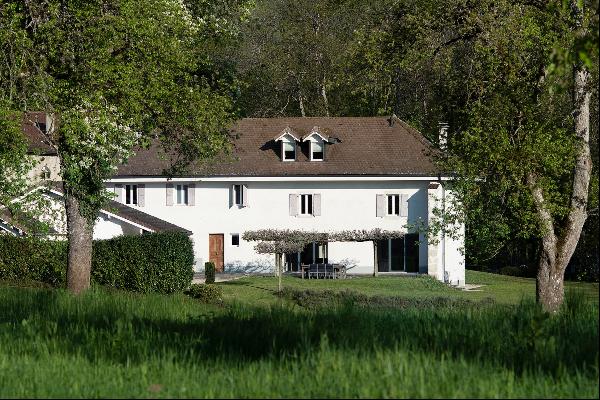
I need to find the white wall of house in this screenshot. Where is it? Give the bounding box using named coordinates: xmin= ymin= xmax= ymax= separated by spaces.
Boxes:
xmin=93 ymin=214 xmax=142 ymax=240
xmin=106 ymin=177 xmax=464 ymax=282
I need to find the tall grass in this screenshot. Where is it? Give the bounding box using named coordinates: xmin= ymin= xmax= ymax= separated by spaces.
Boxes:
xmin=0 ymin=285 xmax=597 ymax=398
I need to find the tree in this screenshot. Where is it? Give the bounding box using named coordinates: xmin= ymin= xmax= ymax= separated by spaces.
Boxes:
xmin=416 ymin=0 xmax=598 ymax=312
xmin=0 ymin=0 xmax=239 ymax=293
xmin=231 ymin=0 xmax=373 ymax=117
xmin=339 ymin=0 xmax=597 ymax=311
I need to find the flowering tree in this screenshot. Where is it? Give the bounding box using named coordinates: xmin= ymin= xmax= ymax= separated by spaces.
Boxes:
xmin=0 ymin=0 xmax=246 ymax=293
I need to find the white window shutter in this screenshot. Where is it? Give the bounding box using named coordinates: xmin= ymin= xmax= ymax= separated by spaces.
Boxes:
xmin=313 ymin=193 xmax=321 ymax=216
xmin=376 ymin=194 xmax=385 ymax=217
xmin=166 ymin=183 xmax=174 ymax=206
xmin=289 ymin=194 xmax=299 ymax=216
xmin=400 ymin=194 xmax=409 ymax=217
xmin=115 ymin=184 xmax=123 ymax=203
xmin=137 ymin=184 xmax=145 ymax=207
xmin=188 ymin=183 xmax=195 ymax=206
xmin=242 ymin=184 xmax=248 ymax=207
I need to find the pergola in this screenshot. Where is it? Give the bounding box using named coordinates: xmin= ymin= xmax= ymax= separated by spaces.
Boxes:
xmin=243 ymin=228 xmax=406 ymax=291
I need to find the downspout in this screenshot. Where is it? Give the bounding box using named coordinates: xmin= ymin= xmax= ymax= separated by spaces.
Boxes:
xmin=439 ymin=174 xmax=447 ymax=283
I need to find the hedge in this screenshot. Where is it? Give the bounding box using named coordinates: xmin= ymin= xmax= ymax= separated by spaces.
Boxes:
xmin=0 ymin=232 xmax=194 ymax=294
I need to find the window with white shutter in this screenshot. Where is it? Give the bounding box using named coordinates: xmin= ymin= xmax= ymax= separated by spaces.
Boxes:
xmin=300 ymin=194 xmax=313 ymax=215
xmin=175 ymin=184 xmax=189 ymax=205
xmin=387 ymin=194 xmax=400 ymax=216
xmin=125 ymin=184 xmax=138 ymax=205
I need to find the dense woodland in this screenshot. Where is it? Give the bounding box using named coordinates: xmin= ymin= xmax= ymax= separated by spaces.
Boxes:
xmin=0 ymin=0 xmax=598 ymax=310
xmin=219 ymin=0 xmax=599 ymax=282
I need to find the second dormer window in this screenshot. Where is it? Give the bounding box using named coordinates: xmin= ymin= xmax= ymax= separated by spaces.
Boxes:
xmin=311 ymin=141 xmax=324 ymax=161
xmin=283 ymin=141 xmax=295 ymax=161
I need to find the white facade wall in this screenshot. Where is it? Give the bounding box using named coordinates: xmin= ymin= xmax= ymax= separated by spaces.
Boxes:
xmin=93 ymin=214 xmax=142 ymax=240
xmin=106 ymin=178 xmax=465 ymax=277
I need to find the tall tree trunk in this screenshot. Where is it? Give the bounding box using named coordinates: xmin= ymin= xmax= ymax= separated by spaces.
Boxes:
xmin=529 ymin=1 xmax=592 ymax=312
xmin=64 ymin=190 xmax=94 ymax=294
xmin=321 ymin=78 xmax=329 ymax=117
xmin=298 ymin=93 xmax=306 ymax=117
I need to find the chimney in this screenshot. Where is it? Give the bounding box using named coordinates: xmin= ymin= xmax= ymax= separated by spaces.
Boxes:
xmin=388 ymin=113 xmax=398 ymax=127
xmin=438 ymin=122 xmax=449 ymax=150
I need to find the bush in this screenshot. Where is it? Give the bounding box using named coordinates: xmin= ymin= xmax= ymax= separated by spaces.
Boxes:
xmin=0 ymin=232 xmax=194 ymax=293
xmin=0 ymin=237 xmax=67 ymax=286
xmin=186 ymin=283 xmax=223 ymax=303
xmin=205 ymin=261 xmax=216 ymax=284
xmin=279 ymin=288 xmax=495 ymax=311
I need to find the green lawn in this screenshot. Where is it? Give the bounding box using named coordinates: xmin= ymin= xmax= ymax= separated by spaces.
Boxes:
xmin=0 ymin=271 xmax=597 ymax=398
xmin=219 ymin=270 xmax=599 ymax=306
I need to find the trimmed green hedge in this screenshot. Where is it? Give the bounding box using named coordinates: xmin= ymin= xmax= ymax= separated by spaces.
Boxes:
xmin=0 ymin=236 xmax=67 ymax=286
xmin=0 ymin=232 xmax=194 ymax=293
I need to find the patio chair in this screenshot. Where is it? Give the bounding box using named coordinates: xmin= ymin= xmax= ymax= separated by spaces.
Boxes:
xmin=324 ymin=263 xmax=334 ymax=279
xmin=308 ymin=263 xmax=319 ymax=279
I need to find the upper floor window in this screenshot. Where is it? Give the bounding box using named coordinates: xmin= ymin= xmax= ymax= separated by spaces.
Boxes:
xmin=125 ymin=184 xmax=138 ymax=205
xmin=176 ymin=184 xmax=189 ymax=205
xmin=387 ymin=194 xmax=400 ymax=216
xmin=233 ymin=184 xmax=244 ymax=206
xmin=311 ymin=140 xmax=324 ymax=161
xmin=282 ymin=141 xmax=296 ymax=161
xmin=300 ymin=194 xmax=313 ymax=215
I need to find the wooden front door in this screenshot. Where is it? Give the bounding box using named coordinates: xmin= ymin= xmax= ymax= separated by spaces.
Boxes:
xmin=209 ymin=234 xmax=224 ymax=272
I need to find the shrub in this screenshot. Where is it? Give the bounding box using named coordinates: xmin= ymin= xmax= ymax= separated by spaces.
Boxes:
xmin=92 ymin=232 xmax=194 ymax=294
xmin=205 ymin=261 xmax=216 ymax=284
xmin=186 ymin=283 xmax=223 ymax=303
xmin=0 ymin=237 xmax=67 ymax=287
xmin=279 ymin=288 xmax=495 ymax=311
xmin=0 ymin=232 xmax=194 ymax=293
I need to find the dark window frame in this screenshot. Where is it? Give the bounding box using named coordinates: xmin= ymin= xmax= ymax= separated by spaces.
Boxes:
xmin=125 ymin=184 xmax=138 ymax=205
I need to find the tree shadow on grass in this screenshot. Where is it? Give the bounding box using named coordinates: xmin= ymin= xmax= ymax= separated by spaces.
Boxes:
xmin=0 ymin=286 xmax=597 ymax=378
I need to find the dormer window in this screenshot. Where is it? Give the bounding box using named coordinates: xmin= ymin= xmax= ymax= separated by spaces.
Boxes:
xmin=274 ymin=126 xmax=300 ymax=162
xmin=303 ymin=126 xmax=330 ymax=162
xmin=282 ymin=141 xmax=296 ymax=161
xmin=36 ymin=122 xmax=47 ymax=134
xmin=311 ymin=140 xmax=324 ymax=161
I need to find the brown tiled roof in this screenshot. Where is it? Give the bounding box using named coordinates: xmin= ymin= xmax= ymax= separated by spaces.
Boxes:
xmin=22 ymin=112 xmax=57 ymax=156
xmin=117 ymin=116 xmax=438 ymax=177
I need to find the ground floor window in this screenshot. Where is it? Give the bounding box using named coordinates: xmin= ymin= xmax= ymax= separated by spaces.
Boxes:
xmin=376 ymin=234 xmax=419 ymax=272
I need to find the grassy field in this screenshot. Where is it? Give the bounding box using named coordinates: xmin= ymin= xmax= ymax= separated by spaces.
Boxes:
xmin=0 ymin=271 xmax=598 ymax=398
xmin=219 ymin=270 xmax=599 ymax=306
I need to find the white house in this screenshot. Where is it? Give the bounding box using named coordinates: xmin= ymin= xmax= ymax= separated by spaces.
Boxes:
xmin=15 ymin=114 xmax=465 ymax=286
